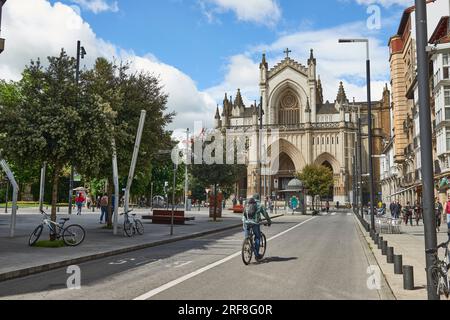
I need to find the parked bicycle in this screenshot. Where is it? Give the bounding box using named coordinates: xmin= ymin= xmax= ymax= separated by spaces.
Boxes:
xmin=29 ymin=210 xmax=86 ymax=247
xmin=241 ymin=221 xmax=267 ymax=265
xmin=426 ymin=240 xmax=450 ymax=298
xmin=121 ymin=209 xmax=144 ymax=237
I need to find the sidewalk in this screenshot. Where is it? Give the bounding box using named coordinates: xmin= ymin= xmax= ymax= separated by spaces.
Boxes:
xmin=0 ymin=207 xmax=250 ymax=282
xmin=356 ymin=215 xmax=449 ymax=300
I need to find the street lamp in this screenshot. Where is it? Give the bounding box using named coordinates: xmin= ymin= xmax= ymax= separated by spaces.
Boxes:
xmin=414 ymin=0 xmax=439 ymax=300
xmin=0 ymin=0 xmax=7 ymax=54
xmin=69 ymin=41 xmax=86 ymax=215
xmin=339 ymin=38 xmax=376 ymax=232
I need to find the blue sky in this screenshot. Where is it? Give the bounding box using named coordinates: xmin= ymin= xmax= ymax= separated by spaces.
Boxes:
xmin=49 ymin=0 xmax=405 ymax=90
xmin=1 ymin=0 xmax=416 ymax=131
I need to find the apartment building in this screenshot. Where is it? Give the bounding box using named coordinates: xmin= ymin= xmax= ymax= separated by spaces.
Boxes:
xmin=381 ymin=0 xmax=450 ymax=205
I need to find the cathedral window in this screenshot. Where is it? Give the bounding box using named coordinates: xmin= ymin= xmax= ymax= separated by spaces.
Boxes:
xmin=336 ymin=136 xmax=339 ymax=145
xmin=279 ymin=91 xmax=300 ymax=125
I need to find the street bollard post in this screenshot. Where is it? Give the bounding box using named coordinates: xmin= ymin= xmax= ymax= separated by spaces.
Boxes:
xmin=394 ymin=255 xmax=403 ymax=275
xmin=382 ymin=241 xmax=388 ymax=256
xmin=387 ymin=247 xmax=395 ymax=264
xmin=403 ymin=266 xmax=415 ymax=290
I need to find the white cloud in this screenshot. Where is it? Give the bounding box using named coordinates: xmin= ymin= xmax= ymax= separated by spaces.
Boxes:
xmin=208 ymin=20 xmax=390 ymax=107
xmin=199 ymin=0 xmax=282 ymax=26
xmin=353 ymin=0 xmax=413 ymax=8
xmin=71 ymin=0 xmax=119 ymax=13
xmin=0 ymin=0 xmax=216 ymax=131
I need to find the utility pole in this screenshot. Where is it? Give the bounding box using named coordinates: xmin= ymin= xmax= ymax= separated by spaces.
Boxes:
xmin=415 ymin=0 xmax=439 ymax=300
xmin=184 ymin=128 xmax=190 ymax=212
xmin=171 ymin=162 xmax=178 ymax=236
xmin=4 ymin=180 xmax=8 ymax=213
xmin=358 ymin=117 xmax=364 ymax=220
xmin=69 ymin=40 xmax=86 ymax=215
xmin=339 ymin=39 xmax=375 ymax=230
xmin=259 ymin=96 xmax=264 ymax=198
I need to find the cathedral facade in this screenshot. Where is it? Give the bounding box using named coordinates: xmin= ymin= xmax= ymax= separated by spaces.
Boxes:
xmin=214 ymin=50 xmax=390 ymax=204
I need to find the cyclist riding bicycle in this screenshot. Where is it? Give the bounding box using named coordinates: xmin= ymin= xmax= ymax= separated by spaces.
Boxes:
xmin=243 ymin=194 xmax=272 ymax=260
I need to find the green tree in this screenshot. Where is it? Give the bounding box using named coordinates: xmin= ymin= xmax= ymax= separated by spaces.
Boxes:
xmin=0 ymin=50 xmax=114 ymax=236
xmin=190 ymin=136 xmax=246 ymax=221
xmin=83 ymin=58 xmax=174 ymax=226
xmin=297 ymin=164 xmax=334 ymax=210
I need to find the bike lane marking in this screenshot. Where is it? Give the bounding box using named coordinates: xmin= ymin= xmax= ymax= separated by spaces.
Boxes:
xmin=134 ymin=217 xmax=317 ymax=300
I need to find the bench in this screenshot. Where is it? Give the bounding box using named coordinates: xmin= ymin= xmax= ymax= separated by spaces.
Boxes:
xmin=142 ymin=210 xmax=196 ymax=225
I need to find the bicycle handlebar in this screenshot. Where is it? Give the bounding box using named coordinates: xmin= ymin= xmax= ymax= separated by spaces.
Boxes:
xmin=120 ymin=209 xmax=134 ymax=216
xmin=426 ymin=241 xmax=450 ymax=254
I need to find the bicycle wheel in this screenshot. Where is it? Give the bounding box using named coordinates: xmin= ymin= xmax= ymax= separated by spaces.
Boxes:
xmin=256 ymin=233 xmax=267 ymax=261
xmin=135 ymin=220 xmax=144 ymax=235
xmin=62 ymin=225 xmax=86 ymax=246
xmin=124 ymin=219 xmax=133 ymax=237
xmin=242 ymin=238 xmax=253 ymax=266
xmin=29 ymin=225 xmax=43 ymax=247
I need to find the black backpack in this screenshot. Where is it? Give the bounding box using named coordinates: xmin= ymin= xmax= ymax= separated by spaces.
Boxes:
xmin=245 ymin=199 xmax=258 ymax=220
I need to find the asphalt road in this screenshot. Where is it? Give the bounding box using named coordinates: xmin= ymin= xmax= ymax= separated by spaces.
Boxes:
xmin=0 ymin=212 xmax=386 ymax=300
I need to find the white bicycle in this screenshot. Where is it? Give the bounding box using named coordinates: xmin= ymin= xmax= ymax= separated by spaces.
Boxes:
xmin=121 ymin=210 xmax=144 ymax=237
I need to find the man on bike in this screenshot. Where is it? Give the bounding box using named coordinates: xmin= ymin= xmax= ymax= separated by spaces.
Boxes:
xmin=243 ymin=194 xmax=272 ymax=260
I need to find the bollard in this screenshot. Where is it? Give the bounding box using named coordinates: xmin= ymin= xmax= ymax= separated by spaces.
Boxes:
xmin=378 ymin=237 xmax=384 ymax=250
xmin=387 ymin=247 xmax=395 ymax=264
xmin=394 ymin=255 xmax=403 ymax=274
xmin=57 ymin=206 xmax=60 ymax=213
xmin=382 ymin=241 xmax=388 ymax=256
xmin=403 ymin=266 xmax=414 ymax=290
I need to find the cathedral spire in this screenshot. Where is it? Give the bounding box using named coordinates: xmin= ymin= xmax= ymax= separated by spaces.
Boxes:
xmin=336 ymin=81 xmax=348 ymax=104
xmin=215 ymin=105 xmax=221 ymax=119
xmin=260 ymin=53 xmax=268 ymax=69
xmin=316 ymin=75 xmax=323 ymax=105
xmin=308 ymin=49 xmax=316 ymax=65
xmin=234 ymin=89 xmax=245 ymax=108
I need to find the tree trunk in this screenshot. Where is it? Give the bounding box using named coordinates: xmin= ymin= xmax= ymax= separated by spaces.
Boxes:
xmin=50 ymin=165 xmax=61 ymax=241
xmin=107 ymin=177 xmax=113 ymax=228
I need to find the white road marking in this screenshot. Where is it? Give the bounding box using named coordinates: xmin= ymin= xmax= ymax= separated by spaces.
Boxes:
xmin=134 ymin=217 xmax=317 ymax=300
xmin=135 ymin=259 xmax=160 ymax=267
xmin=174 ymin=261 xmax=193 ymax=268
xmin=347 ymin=213 xmax=353 ymax=216
xmin=331 ymin=212 xmax=337 ymax=216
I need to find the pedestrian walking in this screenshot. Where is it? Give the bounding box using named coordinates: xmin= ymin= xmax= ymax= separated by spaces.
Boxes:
xmin=414 ymin=201 xmax=422 ymax=226
xmin=326 ymin=201 xmax=330 ymax=213
xmin=403 ymin=202 xmax=413 ymax=226
xmin=435 ymin=198 xmax=443 ymax=232
xmin=445 ymin=196 xmax=450 ymax=240
xmin=75 ymin=192 xmax=85 ymax=216
xmin=100 ymin=194 xmax=109 ymax=224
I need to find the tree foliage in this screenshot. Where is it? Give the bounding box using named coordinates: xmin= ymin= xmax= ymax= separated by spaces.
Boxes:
xmin=298 ymin=164 xmax=334 ymax=200
xmin=190 ymin=135 xmax=246 ymax=221
xmin=0 ymin=50 xmax=115 ymax=231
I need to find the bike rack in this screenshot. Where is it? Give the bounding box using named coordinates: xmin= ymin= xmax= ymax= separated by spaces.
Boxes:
xmin=0 ymin=158 xmax=19 ymax=237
